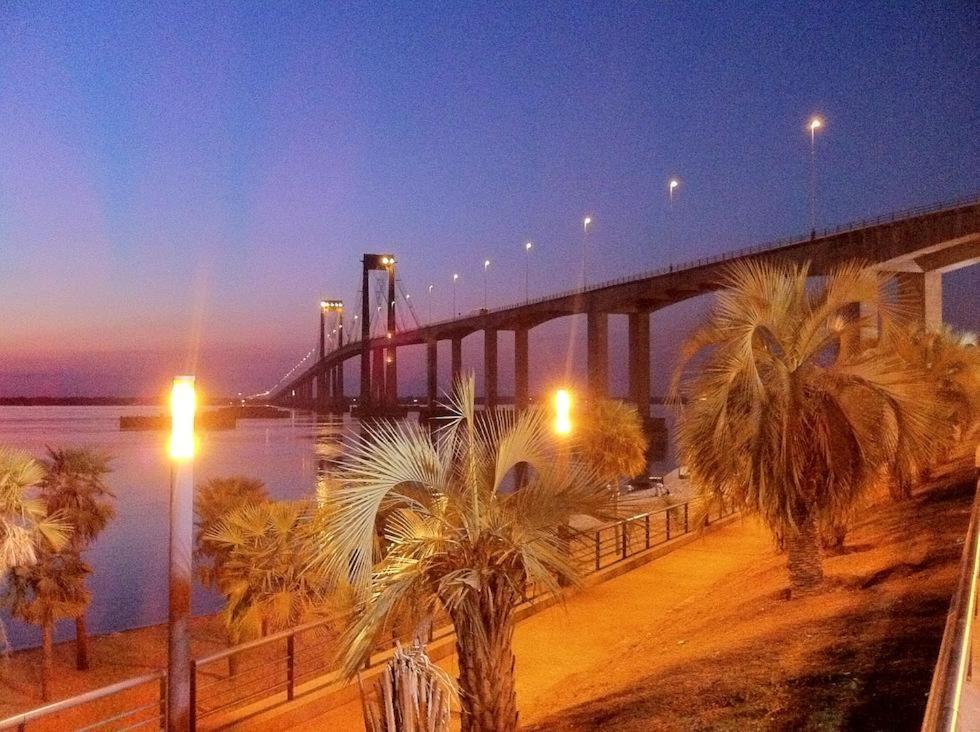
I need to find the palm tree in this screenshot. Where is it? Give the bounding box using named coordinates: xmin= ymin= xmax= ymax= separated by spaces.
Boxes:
xmin=205 ymin=500 xmax=332 ymax=641
xmin=5 ymin=540 xmax=89 ymax=700
xmin=0 ymin=448 xmax=68 ymax=652
xmin=313 ymin=376 xmax=617 ymax=732
xmin=672 ymin=260 xmax=938 ymax=595
xmin=194 ymin=476 xmax=269 ymax=590
xmin=574 ymin=399 xmax=648 ymax=489
xmin=39 ymin=447 xmax=115 ymax=670
xmin=890 ymin=324 xmax=979 ymax=464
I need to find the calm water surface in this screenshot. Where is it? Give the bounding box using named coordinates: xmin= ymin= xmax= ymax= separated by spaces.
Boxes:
xmin=0 ymin=404 xmax=678 ymax=650
xmin=0 ymin=406 xmax=351 ymax=650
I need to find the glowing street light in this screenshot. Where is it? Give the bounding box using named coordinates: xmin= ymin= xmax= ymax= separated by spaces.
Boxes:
xmin=167 ymin=375 xmax=196 ymax=730
xmin=524 ymin=241 xmax=533 ymax=303
xmin=427 ymin=283 xmax=434 ymax=323
xmin=554 ymin=388 xmax=573 ymax=435
xmin=669 ymin=178 xmax=679 ymax=203
xmin=483 ymin=259 xmax=491 ymax=310
xmin=452 ymin=273 xmax=459 ymax=318
xmin=582 ymin=216 xmax=593 ymax=286
xmin=808 ymin=116 xmax=824 ymax=234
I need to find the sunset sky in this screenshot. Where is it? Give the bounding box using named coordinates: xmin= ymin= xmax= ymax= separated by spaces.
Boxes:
xmin=1 ymin=2 xmax=977 ymax=397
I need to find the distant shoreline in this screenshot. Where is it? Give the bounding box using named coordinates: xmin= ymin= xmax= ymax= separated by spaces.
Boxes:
xmin=0 ymin=396 xmax=235 ymax=406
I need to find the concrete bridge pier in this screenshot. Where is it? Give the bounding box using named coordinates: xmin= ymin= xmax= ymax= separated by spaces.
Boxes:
xmin=514 ymin=327 xmax=529 ymax=412
xmin=451 ymin=337 xmax=462 ymax=388
xmin=371 ymin=347 xmax=385 ymax=404
xmin=384 ymin=345 xmax=397 ymax=406
xmin=426 ymin=340 xmax=438 ymax=407
xmin=587 ymin=311 xmax=609 ymax=401
xmin=628 ymin=312 xmax=651 ymax=419
xmin=895 ymin=271 xmax=942 ymax=331
xmin=484 ymin=328 xmax=498 ymax=410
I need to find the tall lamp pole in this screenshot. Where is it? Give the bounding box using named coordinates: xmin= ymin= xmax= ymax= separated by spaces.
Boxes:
xmin=582 ymin=217 xmax=592 ymax=287
xmin=167 ymin=375 xmax=196 ymax=732
xmin=524 ymin=241 xmax=532 ymax=303
xmin=668 ymin=179 xmax=679 ymax=254
xmin=427 ymin=283 xmax=434 ymax=323
xmin=452 ymin=273 xmax=459 ymax=317
xmin=483 ymin=259 xmax=491 ymax=310
xmin=808 ymin=116 xmax=823 ymax=235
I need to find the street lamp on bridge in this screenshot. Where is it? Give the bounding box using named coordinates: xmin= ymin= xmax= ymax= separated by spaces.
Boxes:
xmin=582 ymin=216 xmax=592 ymax=286
xmin=483 ymin=259 xmax=491 ymax=310
xmin=524 ymin=241 xmax=533 ymax=303
xmin=808 ymin=116 xmax=824 ymax=234
xmin=452 ymin=272 xmax=459 ymax=317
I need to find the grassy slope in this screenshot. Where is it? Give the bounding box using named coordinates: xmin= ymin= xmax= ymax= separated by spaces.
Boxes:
xmin=526 ymin=472 xmax=975 ymax=731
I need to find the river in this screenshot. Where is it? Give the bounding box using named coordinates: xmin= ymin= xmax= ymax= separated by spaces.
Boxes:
xmin=0 ymin=404 xmax=678 ymax=650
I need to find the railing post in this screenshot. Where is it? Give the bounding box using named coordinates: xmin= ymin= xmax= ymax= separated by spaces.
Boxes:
xmin=621 ymin=521 xmax=628 ymax=560
xmin=645 ymin=514 xmax=650 ymax=549
xmin=666 ymin=508 xmax=671 ymax=541
xmin=595 ymin=530 xmax=601 ymax=571
xmin=286 ymin=633 xmax=295 ymax=701
xmin=188 ymin=663 xmax=196 ymax=732
xmin=684 ymin=503 xmax=689 ymax=533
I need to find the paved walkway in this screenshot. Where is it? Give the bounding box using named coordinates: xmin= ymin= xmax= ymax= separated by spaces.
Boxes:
xmin=283 ymin=515 xmax=771 ymax=730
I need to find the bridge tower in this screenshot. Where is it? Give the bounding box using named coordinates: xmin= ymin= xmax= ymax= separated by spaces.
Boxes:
xmin=359 ymin=254 xmax=397 ymax=412
xmin=318 ymin=299 xmax=344 ymax=410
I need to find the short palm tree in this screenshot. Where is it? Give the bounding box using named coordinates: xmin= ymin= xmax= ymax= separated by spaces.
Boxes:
xmin=573 ymin=399 xmax=648 ymax=488
xmin=39 ymin=447 xmax=115 ymax=670
xmin=313 ymin=376 xmax=616 ymax=732
xmin=194 ymin=476 xmax=269 ymax=590
xmin=672 ymin=260 xmax=938 ymax=595
xmin=6 ymin=541 xmax=89 ymax=700
xmin=206 ymin=500 xmax=331 ymax=640
xmin=0 ymin=448 xmax=68 ymax=652
xmin=890 ymin=324 xmax=979 ymax=463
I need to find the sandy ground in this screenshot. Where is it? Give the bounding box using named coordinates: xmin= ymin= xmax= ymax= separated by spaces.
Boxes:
xmin=294 ymin=467 xmax=975 ymax=731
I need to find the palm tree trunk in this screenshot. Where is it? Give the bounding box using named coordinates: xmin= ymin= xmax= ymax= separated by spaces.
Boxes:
xmin=453 ymin=598 xmax=519 ymax=732
xmin=74 ymin=614 xmax=90 ymax=670
xmin=41 ymin=621 xmax=53 ymax=701
xmin=786 ymin=511 xmax=824 ymax=595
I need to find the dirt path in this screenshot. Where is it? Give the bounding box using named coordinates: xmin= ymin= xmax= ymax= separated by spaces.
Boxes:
xmin=296 ymin=472 xmax=973 ymax=731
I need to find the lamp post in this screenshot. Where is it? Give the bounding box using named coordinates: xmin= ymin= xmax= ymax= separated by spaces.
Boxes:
xmin=167 ymin=375 xmax=196 ymax=732
xmin=524 ymin=241 xmax=532 ymax=303
xmin=582 ymin=217 xmax=592 ymax=287
xmin=668 ymin=179 xmax=679 ymax=255
xmin=808 ymin=116 xmax=823 ymax=234
xmin=554 ymin=388 xmax=573 ymax=435
xmin=483 ymin=259 xmax=491 ymax=310
xmin=452 ymin=273 xmax=459 ymax=317
xmin=427 ymin=283 xmax=434 ymax=323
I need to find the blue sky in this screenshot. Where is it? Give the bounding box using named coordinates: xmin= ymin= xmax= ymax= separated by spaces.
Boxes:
xmin=1 ymin=2 xmax=977 ymax=396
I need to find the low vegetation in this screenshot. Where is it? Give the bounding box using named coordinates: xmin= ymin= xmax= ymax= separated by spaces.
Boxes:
xmin=672 ymin=260 xmax=943 ymax=595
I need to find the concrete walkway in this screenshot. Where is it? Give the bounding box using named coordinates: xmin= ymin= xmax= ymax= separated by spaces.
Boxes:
xmin=282 ymin=515 xmax=770 ymax=730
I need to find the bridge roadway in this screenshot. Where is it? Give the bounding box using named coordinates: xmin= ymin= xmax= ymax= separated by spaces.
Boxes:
xmin=271 ymin=196 xmax=980 ymax=418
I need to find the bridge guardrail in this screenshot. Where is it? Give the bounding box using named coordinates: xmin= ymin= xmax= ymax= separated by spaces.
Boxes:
xmin=921 ymin=474 xmax=980 ymax=732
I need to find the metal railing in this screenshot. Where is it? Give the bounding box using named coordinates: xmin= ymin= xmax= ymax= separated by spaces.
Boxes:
xmin=921 ymin=475 xmax=980 ymax=731
xmin=0 ymin=494 xmax=735 ymax=731
xmin=0 ymin=671 xmax=165 ymax=732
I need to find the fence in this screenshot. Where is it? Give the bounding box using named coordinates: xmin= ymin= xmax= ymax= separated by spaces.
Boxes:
xmin=0 ymin=495 xmax=735 ymax=731
xmin=0 ymin=671 xmax=165 ymax=732
xmin=921 ymin=476 xmax=980 ymax=731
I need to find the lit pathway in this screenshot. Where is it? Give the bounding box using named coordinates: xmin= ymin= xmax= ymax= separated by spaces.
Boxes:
xmin=279 ymin=515 xmax=771 ymax=730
